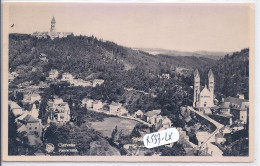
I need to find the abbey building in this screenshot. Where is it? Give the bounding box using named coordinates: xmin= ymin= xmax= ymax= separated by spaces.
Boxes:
xmin=32 ymin=17 xmax=73 ymax=39
xmin=193 ymin=69 xmax=215 ymax=108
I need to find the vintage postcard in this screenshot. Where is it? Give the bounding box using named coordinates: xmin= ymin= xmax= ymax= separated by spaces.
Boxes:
xmin=2 ymin=2 xmax=254 ymax=162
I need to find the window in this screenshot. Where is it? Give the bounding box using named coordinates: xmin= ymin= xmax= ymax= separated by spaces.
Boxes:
xmin=35 ymin=127 xmax=37 ymax=129
xmin=29 ymin=127 xmax=32 ymax=130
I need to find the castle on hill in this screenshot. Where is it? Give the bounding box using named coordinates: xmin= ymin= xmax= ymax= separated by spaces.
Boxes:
xmin=32 ymin=17 xmax=73 ymax=39
xmin=193 ymin=69 xmax=215 ymax=108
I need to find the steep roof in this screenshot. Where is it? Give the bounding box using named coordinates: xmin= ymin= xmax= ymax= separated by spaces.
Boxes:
xmin=144 ymin=109 xmax=161 ymax=117
xmin=200 ymin=86 xmax=210 ymax=96
xmin=208 ymin=69 xmax=214 ymax=79
xmin=220 ymin=102 xmax=230 ymax=109
xmin=194 ymin=69 xmax=200 ymax=78
xmin=225 ymin=97 xmax=249 ymax=109
xmin=21 ymin=114 xmax=39 ymax=123
xmin=51 ymin=16 xmax=56 ymax=23
xmin=9 ymin=101 xmax=22 ymax=110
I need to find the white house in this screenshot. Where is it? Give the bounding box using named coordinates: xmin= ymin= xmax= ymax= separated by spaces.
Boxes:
xmin=93 ymin=79 xmax=104 ymax=87
xmin=81 ymin=98 xmax=94 ymax=109
xmin=61 ymin=73 xmax=74 ymax=84
xmin=8 ymin=72 xmax=19 ymax=82
xmin=47 ymin=69 xmax=59 ymax=80
xmin=144 ymin=109 xmax=161 ymax=125
xmin=161 ymin=116 xmax=172 ymax=129
xmin=134 ymin=110 xmax=144 ymax=119
xmin=215 ymin=133 xmax=226 ymax=144
xmin=93 ymin=100 xmax=103 ymax=111
xmin=47 ymin=97 xmax=71 ymax=123
xmin=73 ymin=79 xmax=92 ymax=87
xmin=118 ymin=107 xmax=128 ymax=116
xmin=40 ymin=53 xmax=48 ymax=62
xmin=23 ymin=93 xmax=42 ymax=104
xmin=109 ymin=102 xmax=122 ymax=114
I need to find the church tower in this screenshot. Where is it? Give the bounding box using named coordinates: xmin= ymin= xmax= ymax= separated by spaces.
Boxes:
xmin=193 ymin=69 xmax=200 ymax=107
xmin=208 ymin=69 xmax=214 ymax=102
xmin=50 ymin=16 xmax=56 ymax=35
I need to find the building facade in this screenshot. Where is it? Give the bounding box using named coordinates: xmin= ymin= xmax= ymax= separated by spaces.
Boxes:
xmin=193 ymin=69 xmax=214 ymax=108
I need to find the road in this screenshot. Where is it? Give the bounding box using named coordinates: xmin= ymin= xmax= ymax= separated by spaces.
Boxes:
xmin=89 ymin=109 xmax=152 ymax=127
xmin=187 ymin=106 xmax=224 ymax=156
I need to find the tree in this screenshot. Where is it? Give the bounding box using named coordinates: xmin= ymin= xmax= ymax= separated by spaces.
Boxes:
xmin=160 ymin=143 xmax=186 ymax=156
xmin=8 ymin=109 xmax=19 ymax=155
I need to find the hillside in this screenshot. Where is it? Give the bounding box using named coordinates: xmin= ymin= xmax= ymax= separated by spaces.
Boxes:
xmin=9 ymin=33 xmax=216 ymax=89
xmin=197 ymin=48 xmax=249 ymax=99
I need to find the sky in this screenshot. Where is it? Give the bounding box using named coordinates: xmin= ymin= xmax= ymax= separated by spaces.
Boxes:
xmin=6 ymin=3 xmax=253 ymax=52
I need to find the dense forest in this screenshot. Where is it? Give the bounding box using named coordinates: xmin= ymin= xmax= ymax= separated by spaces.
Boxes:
xmin=196 ymin=48 xmax=249 ymax=100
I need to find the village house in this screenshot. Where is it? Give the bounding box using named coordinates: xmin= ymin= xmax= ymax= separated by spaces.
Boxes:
xmin=225 ymin=97 xmax=249 ymax=124
xmin=47 ymin=97 xmax=71 ymax=123
xmin=31 ymin=67 xmax=37 ymax=72
xmin=81 ymin=98 xmax=94 ymax=109
xmin=157 ymin=73 xmax=170 ymax=79
xmin=61 ymin=73 xmax=74 ymax=84
xmin=153 ymin=115 xmax=172 ymax=130
xmin=39 ymin=81 xmax=49 ymax=89
xmin=47 ymin=69 xmax=59 ymax=80
xmin=8 ymin=72 xmax=19 ymax=82
xmin=161 ymin=116 xmax=172 ymax=129
xmin=109 ymin=102 xmax=122 ymax=114
xmin=93 ymin=79 xmax=104 ymax=87
xmin=144 ymin=109 xmax=161 ymax=125
xmin=93 ymin=100 xmax=103 ymax=111
xmin=73 ymin=79 xmax=92 ymax=87
xmin=177 ymin=127 xmax=190 ymax=142
xmin=118 ymin=107 xmax=128 ymax=116
xmin=236 ymin=93 xmax=245 ymax=99
xmin=215 ymin=133 xmax=226 ymax=144
xmin=134 ymin=110 xmax=144 ymax=119
xmin=39 ymin=53 xmax=48 ymax=62
xmin=16 ymin=113 xmax=42 ymax=137
xmin=219 ymin=102 xmax=231 ymax=115
xmin=22 ymin=93 xmax=42 ymax=104
xmin=8 ymin=101 xmax=24 ymax=117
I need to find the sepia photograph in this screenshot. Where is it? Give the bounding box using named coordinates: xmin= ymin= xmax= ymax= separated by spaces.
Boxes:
xmin=2 ymin=2 xmax=254 ymax=162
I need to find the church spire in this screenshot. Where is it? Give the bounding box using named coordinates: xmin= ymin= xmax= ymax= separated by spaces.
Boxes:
xmin=194 ymin=69 xmax=200 ymax=78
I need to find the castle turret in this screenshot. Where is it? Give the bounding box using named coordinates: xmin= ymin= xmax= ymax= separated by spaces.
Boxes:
xmin=193 ymin=69 xmax=200 ymax=107
xmin=50 ymin=16 xmax=56 ymax=35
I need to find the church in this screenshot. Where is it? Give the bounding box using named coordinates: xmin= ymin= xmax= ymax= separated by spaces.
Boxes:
xmin=32 ymin=17 xmax=73 ymax=39
xmin=193 ymin=69 xmax=215 ymax=108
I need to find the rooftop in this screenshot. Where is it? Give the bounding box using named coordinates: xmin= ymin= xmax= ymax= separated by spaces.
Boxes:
xmin=144 ymin=109 xmax=161 ymax=117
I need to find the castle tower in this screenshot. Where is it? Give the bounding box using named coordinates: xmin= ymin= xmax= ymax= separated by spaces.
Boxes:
xmin=193 ymin=69 xmax=200 ymax=107
xmin=208 ymin=69 xmax=214 ymax=102
xmin=50 ymin=16 xmax=56 ymax=35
